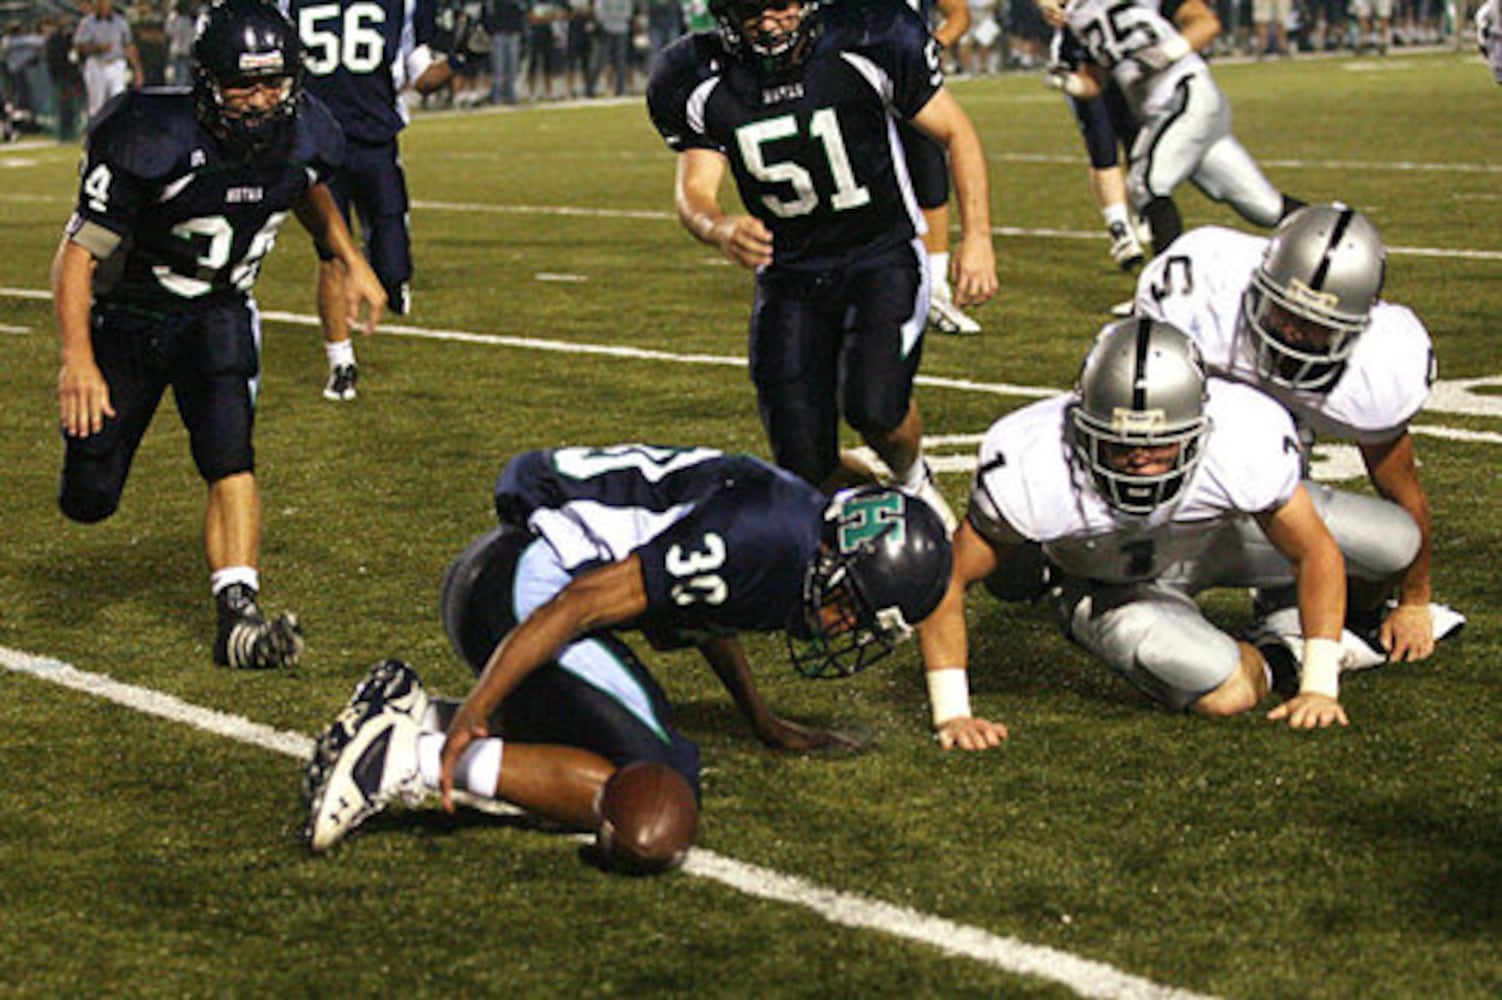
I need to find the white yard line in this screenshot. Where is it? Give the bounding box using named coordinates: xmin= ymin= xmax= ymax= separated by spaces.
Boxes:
xmin=0 ymin=643 xmax=1213 ymax=1000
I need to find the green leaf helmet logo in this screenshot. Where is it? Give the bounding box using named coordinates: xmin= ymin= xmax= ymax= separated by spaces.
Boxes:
xmin=836 ymin=492 xmax=906 ymax=553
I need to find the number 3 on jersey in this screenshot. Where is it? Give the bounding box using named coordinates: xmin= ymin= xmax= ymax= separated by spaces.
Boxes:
xmin=667 ymin=534 xmax=729 ymax=607
xmin=736 ymin=109 xmax=871 ymax=218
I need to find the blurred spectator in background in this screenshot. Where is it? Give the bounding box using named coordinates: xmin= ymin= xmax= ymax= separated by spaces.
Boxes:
xmin=680 ymin=0 xmax=714 ymax=33
xmin=3 ymin=18 xmax=47 ymax=129
xmin=487 ymin=0 xmax=526 ymax=104
xmin=74 ymin=0 xmax=141 ymax=120
xmin=1353 ymin=0 xmax=1393 ymax=51
xmin=165 ymin=0 xmax=198 ymax=86
xmin=132 ymin=2 xmax=168 ymax=85
xmin=1252 ymin=0 xmax=1292 ymax=55
xmin=592 ymin=0 xmax=634 ymax=95
xmin=527 ymin=0 xmax=564 ymax=98
xmin=1481 ymin=0 xmax=1502 ymax=83
xmin=646 ymin=0 xmax=681 ymax=74
xmin=565 ymin=0 xmax=595 ymax=97
xmin=46 ymin=14 xmax=85 ymax=141
xmin=960 ymin=0 xmax=1002 ymax=72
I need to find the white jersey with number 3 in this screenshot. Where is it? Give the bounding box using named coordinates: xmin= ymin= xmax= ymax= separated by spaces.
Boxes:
xmin=1062 ymin=0 xmax=1204 ymax=114
xmin=1134 ymin=226 xmax=1434 ymax=444
xmin=968 ymin=382 xmax=1300 ymax=583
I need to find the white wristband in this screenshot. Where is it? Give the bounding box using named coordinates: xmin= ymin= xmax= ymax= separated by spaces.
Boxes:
xmin=1299 ymin=637 xmax=1341 ymax=699
xmin=927 ymin=668 xmax=973 ymax=728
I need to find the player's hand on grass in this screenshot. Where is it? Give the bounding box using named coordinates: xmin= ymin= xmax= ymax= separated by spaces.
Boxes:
xmin=1267 ymin=692 xmax=1349 ymax=730
xmin=755 ymin=714 xmax=863 ymax=754
xmin=1381 ymin=602 xmax=1435 ymax=662
xmin=936 ymin=715 xmax=1008 ymax=752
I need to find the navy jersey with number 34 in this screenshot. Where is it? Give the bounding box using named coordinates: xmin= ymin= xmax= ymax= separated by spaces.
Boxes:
xmin=67 ymin=91 xmax=345 ymax=306
xmin=494 ymin=445 xmax=829 ymax=638
xmin=647 ymin=0 xmax=945 ymax=268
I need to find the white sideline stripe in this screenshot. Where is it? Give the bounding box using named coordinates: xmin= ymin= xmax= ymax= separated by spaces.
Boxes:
xmin=685 ymin=852 xmax=1213 ymax=1000
xmin=0 ymin=643 xmax=1211 ymax=999
xmin=0 ymin=646 xmax=314 ymax=759
xmin=6 ymin=288 xmax=1500 ymax=430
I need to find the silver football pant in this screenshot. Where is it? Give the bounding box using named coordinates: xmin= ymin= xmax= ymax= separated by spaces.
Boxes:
xmin=1053 ymin=483 xmax=1419 ymax=711
xmin=1128 ymin=72 xmax=1284 ymax=229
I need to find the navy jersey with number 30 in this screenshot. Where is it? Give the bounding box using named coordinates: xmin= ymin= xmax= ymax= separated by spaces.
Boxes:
xmin=494 ymin=445 xmax=829 ymax=637
xmin=647 ymin=0 xmax=944 ymax=268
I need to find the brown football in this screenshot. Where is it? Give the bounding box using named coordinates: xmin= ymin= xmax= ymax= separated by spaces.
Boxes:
xmin=594 ymin=762 xmax=699 ymax=875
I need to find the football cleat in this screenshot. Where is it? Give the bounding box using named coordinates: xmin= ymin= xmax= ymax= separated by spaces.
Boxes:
xmin=323 ymin=363 xmax=358 ymax=402
xmin=927 ymin=291 xmax=982 ymax=336
xmin=1108 ymin=220 xmax=1146 ymax=271
xmin=304 ymin=671 xmax=429 ymax=852
xmin=213 ymin=584 xmax=304 ymax=670
xmin=302 ymin=660 xmax=429 ymax=806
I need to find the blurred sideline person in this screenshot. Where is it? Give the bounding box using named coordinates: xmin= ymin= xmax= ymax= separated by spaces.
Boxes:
xmin=917 ymin=319 xmax=1423 ymax=751
xmin=281 ymin=0 xmax=483 ymax=401
xmin=902 ymin=0 xmax=983 ymax=335
xmin=73 ymin=0 xmax=143 ymax=120
xmin=303 ymin=444 xmax=953 ymax=852
xmin=1134 ymin=204 xmax=1463 ymax=660
xmin=648 ymin=0 xmax=997 ymax=525
xmin=1041 ymin=0 xmax=1303 ymax=256
xmin=53 ymin=0 xmax=386 ymax=670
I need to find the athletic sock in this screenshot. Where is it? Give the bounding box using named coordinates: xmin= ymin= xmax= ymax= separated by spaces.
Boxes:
xmin=325 ymin=338 xmax=356 ymax=370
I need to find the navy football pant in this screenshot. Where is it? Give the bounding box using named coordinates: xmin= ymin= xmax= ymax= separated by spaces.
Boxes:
xmin=438 ymin=526 xmax=702 ymax=797
xmin=319 ymin=137 xmax=413 ymax=314
xmin=748 ymin=240 xmax=928 ymax=487
xmin=59 ymin=298 xmax=259 ymax=523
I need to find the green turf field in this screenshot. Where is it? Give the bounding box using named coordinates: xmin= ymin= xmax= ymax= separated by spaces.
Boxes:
xmin=0 ymin=48 xmax=1496 ymax=998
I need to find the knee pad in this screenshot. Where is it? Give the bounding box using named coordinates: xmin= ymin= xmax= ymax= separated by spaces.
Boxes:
xmin=58 ymin=482 xmax=119 ymax=524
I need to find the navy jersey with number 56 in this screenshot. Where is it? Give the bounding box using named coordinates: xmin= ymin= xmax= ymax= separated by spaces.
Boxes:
xmin=282 ymin=0 xmax=438 ymax=144
xmin=494 ymin=445 xmax=828 ymax=638
xmin=647 ymin=0 xmax=945 ymax=269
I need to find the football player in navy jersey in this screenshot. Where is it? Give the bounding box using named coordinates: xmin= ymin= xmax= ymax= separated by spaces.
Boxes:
xmin=647 ymin=0 xmax=997 ymax=528
xmin=52 ymin=0 xmax=387 ymax=671
xmin=303 ymin=444 xmax=954 ymax=853
xmin=280 ymin=0 xmax=481 ymax=401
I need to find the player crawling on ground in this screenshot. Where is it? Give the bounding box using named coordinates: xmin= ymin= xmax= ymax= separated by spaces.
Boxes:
xmin=303 ymin=444 xmax=952 ymax=869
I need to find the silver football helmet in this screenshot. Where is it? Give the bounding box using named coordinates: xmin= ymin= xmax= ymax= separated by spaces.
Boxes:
xmin=1242 ymin=203 xmax=1386 ymax=391
xmin=1070 ymin=318 xmax=1211 ymax=516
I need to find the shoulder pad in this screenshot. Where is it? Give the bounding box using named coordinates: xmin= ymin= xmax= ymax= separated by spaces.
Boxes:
xmin=290 ymin=92 xmax=347 ymax=173
xmin=85 ymin=91 xmax=199 ymax=181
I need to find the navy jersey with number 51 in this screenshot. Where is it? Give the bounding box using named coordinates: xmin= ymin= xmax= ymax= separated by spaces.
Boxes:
xmin=494 ymin=445 xmax=828 ymax=638
xmin=647 ymin=0 xmax=944 ymax=269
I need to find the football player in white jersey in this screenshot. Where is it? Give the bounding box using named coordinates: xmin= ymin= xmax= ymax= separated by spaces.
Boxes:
xmin=916 ymin=318 xmax=1423 ymax=750
xmin=1478 ymin=0 xmax=1502 ymax=85
xmin=1134 ymin=204 xmax=1455 ymax=662
xmin=1040 ymin=0 xmax=1302 ymax=255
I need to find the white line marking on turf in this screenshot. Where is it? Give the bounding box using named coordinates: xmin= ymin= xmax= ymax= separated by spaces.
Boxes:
xmin=0 ymin=644 xmax=1214 ymax=1000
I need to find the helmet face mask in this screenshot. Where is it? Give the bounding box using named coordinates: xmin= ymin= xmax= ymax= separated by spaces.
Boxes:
xmin=1070 ymin=318 xmax=1211 ymax=517
xmin=787 ymin=487 xmax=952 ymax=680
xmin=1241 ymin=203 xmax=1385 ymax=391
xmin=192 ymin=0 xmax=303 ymax=159
xmin=709 ymin=0 xmax=822 ymax=78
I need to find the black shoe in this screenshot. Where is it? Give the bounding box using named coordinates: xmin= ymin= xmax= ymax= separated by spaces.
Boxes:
xmin=214 ymin=584 xmax=304 ymax=669
xmin=323 ymin=363 xmax=358 ymax=402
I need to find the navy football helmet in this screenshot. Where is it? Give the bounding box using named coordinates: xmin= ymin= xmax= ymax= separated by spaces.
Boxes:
xmin=192 ymin=0 xmax=303 ymax=158
xmin=709 ymin=0 xmax=823 ymax=78
xmin=788 ymin=487 xmax=953 ymax=680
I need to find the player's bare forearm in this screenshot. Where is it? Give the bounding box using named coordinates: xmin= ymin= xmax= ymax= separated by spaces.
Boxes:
xmin=914 ymin=91 xmax=997 ymax=305
xmin=53 ymin=239 xmax=114 ymax=437
xmin=1258 ymin=487 xmax=1346 ymax=642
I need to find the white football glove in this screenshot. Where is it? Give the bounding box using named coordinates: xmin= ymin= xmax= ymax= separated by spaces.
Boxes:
xmin=1134 ymin=33 xmax=1192 ymax=72
xmin=1043 ymin=68 xmax=1091 ymax=98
